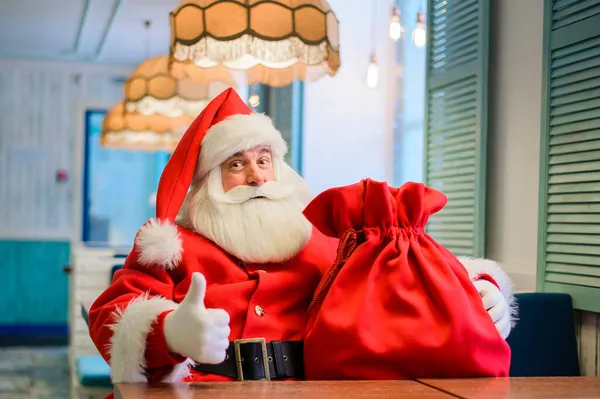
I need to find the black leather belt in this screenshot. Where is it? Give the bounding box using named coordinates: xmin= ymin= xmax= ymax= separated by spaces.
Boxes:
xmin=193 ymin=339 xmax=303 ymax=381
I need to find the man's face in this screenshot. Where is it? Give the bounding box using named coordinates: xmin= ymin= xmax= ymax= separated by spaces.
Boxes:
xmin=220 ymin=145 xmax=276 ymax=192
xmin=183 ymin=146 xmax=314 ymax=263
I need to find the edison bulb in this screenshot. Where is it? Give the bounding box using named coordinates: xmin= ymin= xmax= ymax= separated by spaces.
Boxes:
xmin=413 ymin=11 xmax=426 ymax=48
xmin=389 ymin=7 xmax=402 ymax=41
xmin=248 ymin=95 xmax=260 ymax=108
xmin=366 ymin=55 xmax=379 ymax=89
xmin=413 ymin=23 xmax=426 ymax=47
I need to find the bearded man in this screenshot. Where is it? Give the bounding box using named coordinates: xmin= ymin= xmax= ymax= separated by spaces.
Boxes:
xmin=88 ymin=88 xmax=516 ymax=386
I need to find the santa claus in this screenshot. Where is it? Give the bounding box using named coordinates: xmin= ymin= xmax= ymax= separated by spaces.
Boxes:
xmin=88 ymin=88 xmax=516 ymax=386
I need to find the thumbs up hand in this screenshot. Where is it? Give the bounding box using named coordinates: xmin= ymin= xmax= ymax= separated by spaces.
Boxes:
xmin=163 ymin=272 xmax=231 ymax=364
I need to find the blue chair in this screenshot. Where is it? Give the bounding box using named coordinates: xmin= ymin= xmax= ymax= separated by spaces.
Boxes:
xmin=507 ymin=293 xmax=580 ymax=376
xmin=80 ymin=263 xmax=124 ymax=328
xmin=111 ymin=264 xmax=123 ymax=282
xmin=76 ymin=355 xmax=112 ymax=388
xmin=76 ymin=263 xmax=124 ymax=392
xmin=80 ymin=301 xmax=89 ymax=326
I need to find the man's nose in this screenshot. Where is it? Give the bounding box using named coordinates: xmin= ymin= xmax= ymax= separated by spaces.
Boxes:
xmin=246 ymin=165 xmax=267 ymax=186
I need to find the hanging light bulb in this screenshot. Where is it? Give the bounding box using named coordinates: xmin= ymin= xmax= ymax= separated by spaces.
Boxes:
xmin=248 ymin=95 xmax=261 ymax=108
xmin=366 ymin=54 xmax=379 ymax=89
xmin=413 ymin=11 xmax=426 ymax=48
xmin=389 ymin=6 xmax=402 ymax=41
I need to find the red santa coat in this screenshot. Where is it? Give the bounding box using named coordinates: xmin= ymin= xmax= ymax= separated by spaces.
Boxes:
xmin=88 ymin=219 xmax=338 ymax=383
xmin=88 ymin=219 xmax=515 ymax=384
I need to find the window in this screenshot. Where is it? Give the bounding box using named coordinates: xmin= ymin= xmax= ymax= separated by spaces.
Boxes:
xmin=537 ymin=0 xmax=600 ymax=312
xmin=82 ymin=109 xmax=169 ymax=248
xmin=422 ymin=0 xmax=491 ymax=257
xmin=392 ymin=0 xmax=427 ymax=186
xmin=392 ymin=0 xmax=490 ymax=258
xmin=248 ymin=82 xmax=304 ymax=174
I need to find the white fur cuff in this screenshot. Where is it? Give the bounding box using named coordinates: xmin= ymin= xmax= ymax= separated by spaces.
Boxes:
xmin=457 ymin=256 xmax=513 ymax=298
xmin=457 ymin=256 xmax=518 ymax=327
xmin=136 ymin=218 xmax=182 ymax=270
xmin=108 ymin=295 xmax=192 ymax=383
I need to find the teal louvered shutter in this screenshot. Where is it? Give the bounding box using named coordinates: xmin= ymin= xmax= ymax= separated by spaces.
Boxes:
xmin=269 ymin=85 xmax=294 ymax=168
xmin=270 ymin=87 xmax=292 ymax=134
xmin=537 ymin=0 xmax=600 ymax=312
xmin=423 ymin=0 xmax=489 ymax=257
xmin=250 ymin=83 xmax=304 ymax=174
xmin=267 ymin=83 xmax=305 ymax=174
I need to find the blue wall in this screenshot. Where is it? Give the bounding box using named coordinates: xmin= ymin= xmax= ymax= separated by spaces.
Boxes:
xmin=0 ymin=240 xmax=70 ymax=345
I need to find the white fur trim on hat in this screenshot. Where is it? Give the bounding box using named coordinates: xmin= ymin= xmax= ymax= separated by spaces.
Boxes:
xmin=107 ymin=294 xmax=194 ymax=383
xmin=136 ymin=219 xmax=182 ymax=270
xmin=457 ymin=256 xmax=518 ymax=327
xmin=197 ymin=113 xmax=288 ymax=179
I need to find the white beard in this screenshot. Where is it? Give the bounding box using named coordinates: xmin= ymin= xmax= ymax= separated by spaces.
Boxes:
xmin=176 ymin=159 xmax=314 ymax=264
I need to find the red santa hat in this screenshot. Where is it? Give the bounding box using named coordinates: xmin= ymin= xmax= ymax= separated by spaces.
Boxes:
xmin=155 ymin=87 xmax=288 ymax=223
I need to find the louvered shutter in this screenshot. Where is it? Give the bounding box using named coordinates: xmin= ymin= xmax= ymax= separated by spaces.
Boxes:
xmin=537 ymin=0 xmax=600 ymax=312
xmin=424 ymin=0 xmax=490 ymax=257
xmin=267 ymin=82 xmax=304 ymax=174
xmin=269 ymin=85 xmax=294 ymax=167
xmin=248 ymin=83 xmax=304 ymax=174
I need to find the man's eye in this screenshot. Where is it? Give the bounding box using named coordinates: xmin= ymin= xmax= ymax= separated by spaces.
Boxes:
xmin=258 ymin=158 xmax=270 ymax=165
xmin=231 ymin=161 xmax=243 ymax=168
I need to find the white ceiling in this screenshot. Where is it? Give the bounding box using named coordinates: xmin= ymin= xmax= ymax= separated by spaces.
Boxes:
xmin=0 ymin=0 xmax=181 ymax=65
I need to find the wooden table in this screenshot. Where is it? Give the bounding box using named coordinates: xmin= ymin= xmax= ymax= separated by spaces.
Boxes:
xmin=114 ymin=380 xmax=453 ymax=399
xmin=419 ymin=377 xmax=600 ymax=398
xmin=116 ymin=378 xmax=600 ymax=399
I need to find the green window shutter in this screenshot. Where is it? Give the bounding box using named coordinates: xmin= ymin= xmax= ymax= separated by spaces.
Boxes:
xmin=270 ymin=83 xmax=304 ymax=174
xmin=424 ymin=0 xmax=490 ymax=257
xmin=537 ymin=0 xmax=600 ymax=312
xmin=250 ymin=82 xmax=304 ymax=175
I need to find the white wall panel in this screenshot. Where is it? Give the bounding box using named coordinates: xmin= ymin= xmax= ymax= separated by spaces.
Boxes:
xmin=0 ymin=59 xmax=131 ymax=239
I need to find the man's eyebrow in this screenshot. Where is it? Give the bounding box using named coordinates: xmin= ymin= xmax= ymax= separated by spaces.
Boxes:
xmin=228 ymin=147 xmax=271 ymax=159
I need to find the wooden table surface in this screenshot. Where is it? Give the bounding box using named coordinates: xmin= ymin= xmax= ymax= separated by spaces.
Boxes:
xmin=115 ymin=378 xmax=600 ymax=399
xmin=114 ymin=380 xmax=452 ymax=399
xmin=418 ymin=377 xmax=600 ymax=399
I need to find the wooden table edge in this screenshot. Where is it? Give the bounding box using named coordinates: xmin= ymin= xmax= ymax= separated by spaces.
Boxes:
xmin=114 ymin=380 xmax=459 ymax=398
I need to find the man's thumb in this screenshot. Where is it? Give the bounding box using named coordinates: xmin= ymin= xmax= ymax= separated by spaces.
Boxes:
xmin=182 ymin=272 xmax=207 ymax=308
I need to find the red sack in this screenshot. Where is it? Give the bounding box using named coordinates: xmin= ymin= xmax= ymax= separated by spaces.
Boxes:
xmin=303 ymin=179 xmax=510 ymax=380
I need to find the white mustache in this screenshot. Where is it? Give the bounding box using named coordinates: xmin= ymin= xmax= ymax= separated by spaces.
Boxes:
xmin=209 ymin=181 xmax=297 ymax=204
